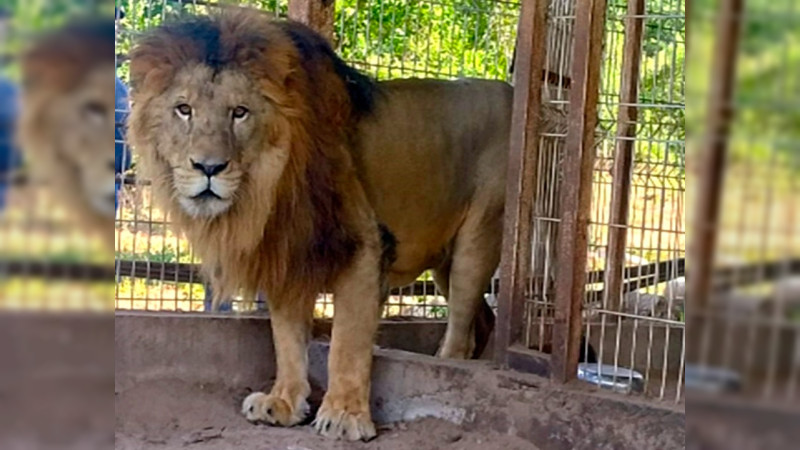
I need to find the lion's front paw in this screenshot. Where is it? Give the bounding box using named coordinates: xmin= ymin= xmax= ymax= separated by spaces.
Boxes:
xmin=241 ymin=391 xmax=309 ymax=427
xmin=312 ymin=403 xmax=376 ymax=441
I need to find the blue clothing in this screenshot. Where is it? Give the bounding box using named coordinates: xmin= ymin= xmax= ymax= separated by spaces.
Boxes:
xmin=115 ymin=76 xmax=130 ymax=210
xmin=0 ymin=77 xmax=20 ymax=211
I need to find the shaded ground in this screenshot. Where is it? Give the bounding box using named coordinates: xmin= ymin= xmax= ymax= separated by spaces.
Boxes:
xmin=115 ymin=379 xmax=539 ymax=450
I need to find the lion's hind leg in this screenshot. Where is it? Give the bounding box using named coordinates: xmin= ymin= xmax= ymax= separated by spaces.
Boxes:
xmin=242 ymin=293 xmax=314 ymax=427
xmin=437 ymin=203 xmax=503 ymax=359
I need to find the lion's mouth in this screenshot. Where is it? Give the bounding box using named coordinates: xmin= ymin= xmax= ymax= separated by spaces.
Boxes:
xmin=192 ymin=188 xmax=223 ymax=200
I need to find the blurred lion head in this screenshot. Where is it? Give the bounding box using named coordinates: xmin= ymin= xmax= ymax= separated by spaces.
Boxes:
xmin=17 ymin=19 xmax=117 ymax=238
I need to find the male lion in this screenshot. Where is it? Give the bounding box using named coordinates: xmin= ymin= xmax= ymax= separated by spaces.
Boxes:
xmin=17 ymin=20 xmax=119 ymax=246
xmin=128 ymin=10 xmax=564 ymax=441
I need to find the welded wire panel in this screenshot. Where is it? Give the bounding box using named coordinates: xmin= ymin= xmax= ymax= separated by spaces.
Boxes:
xmin=583 ymin=0 xmax=685 ymax=404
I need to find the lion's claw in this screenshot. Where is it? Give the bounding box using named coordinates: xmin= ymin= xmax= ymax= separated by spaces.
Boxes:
xmin=312 ymin=405 xmax=376 ymax=441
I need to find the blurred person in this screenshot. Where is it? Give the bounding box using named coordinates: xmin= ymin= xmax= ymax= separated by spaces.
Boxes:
xmin=0 ymin=7 xmax=19 ymax=212
xmin=115 ymin=2 xmax=130 ymax=211
xmin=0 ymin=76 xmax=20 ymax=211
xmin=115 ymin=75 xmax=130 ymax=211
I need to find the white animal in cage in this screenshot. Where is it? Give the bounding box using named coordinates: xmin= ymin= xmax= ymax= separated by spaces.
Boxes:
xmin=664 ymin=276 xmax=685 ymax=302
xmin=623 ymin=292 xmax=671 ymax=319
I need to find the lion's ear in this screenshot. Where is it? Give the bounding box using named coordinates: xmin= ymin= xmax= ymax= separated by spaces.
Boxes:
xmin=129 ymin=44 xmax=174 ymax=96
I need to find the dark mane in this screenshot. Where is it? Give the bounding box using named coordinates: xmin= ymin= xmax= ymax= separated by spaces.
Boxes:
xmin=278 ymin=20 xmax=377 ymax=117
xmin=132 ymin=13 xmax=376 ymax=116
xmin=159 ymin=16 xmax=224 ymax=70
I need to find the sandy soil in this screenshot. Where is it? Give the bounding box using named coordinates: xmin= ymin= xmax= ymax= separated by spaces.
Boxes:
xmin=115 ymin=379 xmax=539 ymax=450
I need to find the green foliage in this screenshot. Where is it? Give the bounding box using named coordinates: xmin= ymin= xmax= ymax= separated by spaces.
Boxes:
xmin=731 ymin=9 xmax=800 ymax=165
xmin=599 ymin=2 xmax=686 ymax=167
xmin=334 ymin=0 xmax=517 ymax=80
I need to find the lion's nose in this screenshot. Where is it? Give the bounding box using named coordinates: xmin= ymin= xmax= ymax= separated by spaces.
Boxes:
xmin=191 ymin=159 xmax=230 ymax=177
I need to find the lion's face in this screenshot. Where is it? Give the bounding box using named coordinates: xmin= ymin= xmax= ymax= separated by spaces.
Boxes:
xmin=142 ymin=64 xmax=282 ymax=218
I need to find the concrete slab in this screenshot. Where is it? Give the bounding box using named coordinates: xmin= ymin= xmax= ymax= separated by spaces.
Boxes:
xmin=115 ymin=312 xmax=685 ymax=449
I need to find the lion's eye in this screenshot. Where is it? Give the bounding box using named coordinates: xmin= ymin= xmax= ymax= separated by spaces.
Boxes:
xmin=175 ymin=103 xmax=192 ymax=119
xmin=84 ymin=101 xmax=107 ymax=124
xmin=232 ymin=106 xmax=249 ymax=121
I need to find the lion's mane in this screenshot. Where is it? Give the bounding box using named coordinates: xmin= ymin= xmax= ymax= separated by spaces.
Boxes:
xmin=129 ymin=10 xmax=380 ymax=302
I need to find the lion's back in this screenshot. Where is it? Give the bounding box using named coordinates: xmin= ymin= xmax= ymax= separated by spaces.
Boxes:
xmin=352 ymin=78 xmax=513 ymax=280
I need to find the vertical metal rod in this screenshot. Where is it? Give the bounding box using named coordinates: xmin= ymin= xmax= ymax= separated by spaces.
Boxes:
xmin=495 ymin=0 xmax=549 ymax=366
xmin=604 ymin=0 xmax=645 ymax=313
xmin=551 ymin=0 xmax=607 ymax=383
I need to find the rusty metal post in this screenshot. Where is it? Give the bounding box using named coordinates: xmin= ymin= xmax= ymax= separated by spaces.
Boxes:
xmin=688 ymin=0 xmax=743 ymax=312
xmin=603 ymin=0 xmax=645 ymax=312
xmin=495 ymin=0 xmax=550 ymax=366
xmin=288 ymin=0 xmax=335 ymax=42
xmin=551 ymin=0 xmax=607 ymax=383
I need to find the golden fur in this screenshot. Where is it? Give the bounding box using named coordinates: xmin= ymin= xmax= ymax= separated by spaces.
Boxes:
xmin=17 ymin=20 xmax=117 ymax=246
xmin=128 ymin=9 xmax=565 ymax=441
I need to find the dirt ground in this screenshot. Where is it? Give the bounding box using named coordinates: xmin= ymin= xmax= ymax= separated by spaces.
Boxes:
xmin=115 ymin=379 xmax=540 ymax=450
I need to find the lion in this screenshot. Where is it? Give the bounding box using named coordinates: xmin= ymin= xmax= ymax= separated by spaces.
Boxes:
xmin=16 ymin=19 xmax=119 ymax=247
xmin=128 ymin=9 xmax=565 ymax=441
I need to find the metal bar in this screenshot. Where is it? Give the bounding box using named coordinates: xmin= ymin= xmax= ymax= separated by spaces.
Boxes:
xmin=688 ymin=0 xmax=743 ymax=311
xmin=590 ymin=309 xmax=686 ymax=327
xmin=551 ymin=0 xmax=607 ymax=384
xmin=495 ymin=0 xmax=550 ymax=366
xmin=288 ymin=0 xmax=335 ymax=42
xmin=603 ymin=0 xmax=645 ymax=312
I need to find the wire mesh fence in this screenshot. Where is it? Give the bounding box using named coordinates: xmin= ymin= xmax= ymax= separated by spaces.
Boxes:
xmin=586 ymin=0 xmax=685 ymax=404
